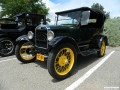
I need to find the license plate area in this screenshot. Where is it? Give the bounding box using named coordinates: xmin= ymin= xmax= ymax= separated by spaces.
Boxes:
xmin=36 ymin=54 xmax=44 ymax=61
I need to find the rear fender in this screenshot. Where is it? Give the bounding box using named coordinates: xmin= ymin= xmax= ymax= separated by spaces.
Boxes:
xmin=92 ymin=35 xmax=108 ymax=49
xmin=98 ymin=35 xmax=108 ymax=46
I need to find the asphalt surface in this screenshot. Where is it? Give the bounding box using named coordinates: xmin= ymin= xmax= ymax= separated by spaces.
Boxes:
xmin=0 ymin=46 xmax=120 ymax=90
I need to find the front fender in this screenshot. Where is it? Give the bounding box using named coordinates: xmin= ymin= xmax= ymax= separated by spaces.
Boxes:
xmin=16 ymin=35 xmax=29 ymax=44
xmin=48 ymin=36 xmax=79 ymax=52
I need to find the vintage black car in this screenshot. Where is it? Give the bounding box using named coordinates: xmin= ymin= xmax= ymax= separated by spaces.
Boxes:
xmin=15 ymin=7 xmax=108 ymax=80
xmin=0 ymin=13 xmax=46 ymax=57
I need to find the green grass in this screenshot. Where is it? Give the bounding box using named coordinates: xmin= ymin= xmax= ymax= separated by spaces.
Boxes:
xmin=104 ymin=18 xmax=120 ymax=47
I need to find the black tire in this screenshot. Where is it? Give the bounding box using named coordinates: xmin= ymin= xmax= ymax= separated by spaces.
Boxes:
xmin=97 ymin=40 xmax=106 ymax=57
xmin=15 ymin=41 xmax=36 ymax=63
xmin=47 ymin=43 xmax=77 ymax=80
xmin=0 ymin=37 xmax=15 ymax=57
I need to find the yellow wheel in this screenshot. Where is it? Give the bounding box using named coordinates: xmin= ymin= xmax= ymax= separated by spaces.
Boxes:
xmin=97 ymin=40 xmax=106 ymax=57
xmin=15 ymin=41 xmax=36 ymax=63
xmin=54 ymin=48 xmax=74 ymax=76
xmin=47 ymin=43 xmax=77 ymax=80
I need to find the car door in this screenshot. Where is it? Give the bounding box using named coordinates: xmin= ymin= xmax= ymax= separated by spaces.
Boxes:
xmin=78 ymin=11 xmax=97 ymax=45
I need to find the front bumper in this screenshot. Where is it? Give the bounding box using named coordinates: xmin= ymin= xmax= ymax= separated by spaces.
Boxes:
xmin=34 ymin=46 xmax=48 ymax=62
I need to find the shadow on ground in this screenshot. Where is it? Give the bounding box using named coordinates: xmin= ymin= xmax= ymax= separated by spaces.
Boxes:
xmin=34 ymin=53 xmax=101 ymax=81
xmin=34 ymin=60 xmax=47 ymax=69
xmin=75 ymin=54 xmax=99 ymax=73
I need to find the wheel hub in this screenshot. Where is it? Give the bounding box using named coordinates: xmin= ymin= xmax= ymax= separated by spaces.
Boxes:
xmin=58 ymin=55 xmax=68 ymax=66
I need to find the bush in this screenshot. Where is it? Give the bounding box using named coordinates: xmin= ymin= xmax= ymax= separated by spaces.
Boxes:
xmin=104 ymin=18 xmax=120 ymax=47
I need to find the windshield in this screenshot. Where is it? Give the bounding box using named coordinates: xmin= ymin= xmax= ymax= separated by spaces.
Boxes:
xmin=57 ymin=11 xmax=81 ymax=26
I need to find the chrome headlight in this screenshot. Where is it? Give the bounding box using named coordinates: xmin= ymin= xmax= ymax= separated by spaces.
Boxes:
xmin=47 ymin=30 xmax=54 ymax=41
xmin=28 ymin=31 xmax=34 ymax=39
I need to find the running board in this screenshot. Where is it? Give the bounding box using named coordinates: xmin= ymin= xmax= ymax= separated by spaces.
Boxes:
xmin=80 ymin=49 xmax=99 ymax=56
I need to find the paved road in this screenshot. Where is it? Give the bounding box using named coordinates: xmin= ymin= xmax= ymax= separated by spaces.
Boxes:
xmin=0 ymin=47 xmax=120 ymax=90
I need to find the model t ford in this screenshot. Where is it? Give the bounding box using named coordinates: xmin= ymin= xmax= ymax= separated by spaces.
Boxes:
xmin=15 ymin=7 xmax=108 ymax=80
xmin=0 ymin=13 xmax=46 ymax=57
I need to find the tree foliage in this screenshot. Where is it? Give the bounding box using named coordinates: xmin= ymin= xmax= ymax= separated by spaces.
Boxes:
xmin=91 ymin=3 xmax=110 ymax=19
xmin=91 ymin=3 xmax=120 ymax=47
xmin=104 ymin=18 xmax=120 ymax=47
xmin=0 ymin=0 xmax=49 ymax=18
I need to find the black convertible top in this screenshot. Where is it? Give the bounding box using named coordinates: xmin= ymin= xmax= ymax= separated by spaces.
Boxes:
xmin=0 ymin=18 xmax=15 ymax=21
xmin=15 ymin=13 xmax=45 ymax=18
xmin=56 ymin=7 xmax=106 ymax=28
xmin=15 ymin=13 xmax=46 ymax=25
xmin=56 ymin=7 xmax=105 ymax=16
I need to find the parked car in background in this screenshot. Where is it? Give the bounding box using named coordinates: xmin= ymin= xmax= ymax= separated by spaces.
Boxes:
xmin=0 ymin=13 xmax=46 ymax=57
xmin=15 ymin=7 xmax=108 ymax=80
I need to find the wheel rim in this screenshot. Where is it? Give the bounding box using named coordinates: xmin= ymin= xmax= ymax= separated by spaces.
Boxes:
xmin=0 ymin=40 xmax=14 ymax=55
xmin=54 ymin=48 xmax=74 ymax=76
xmin=100 ymin=41 xmax=106 ymax=56
xmin=20 ymin=42 xmax=35 ymax=60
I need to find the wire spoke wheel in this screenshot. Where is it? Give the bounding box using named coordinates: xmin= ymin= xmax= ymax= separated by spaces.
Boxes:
xmin=97 ymin=40 xmax=106 ymax=57
xmin=100 ymin=41 xmax=106 ymax=56
xmin=20 ymin=42 xmax=35 ymax=60
xmin=0 ymin=39 xmax=14 ymax=56
xmin=47 ymin=43 xmax=77 ymax=80
xmin=54 ymin=48 xmax=74 ymax=76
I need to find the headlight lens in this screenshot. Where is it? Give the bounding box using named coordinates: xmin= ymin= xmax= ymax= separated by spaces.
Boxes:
xmin=28 ymin=31 xmax=34 ymax=39
xmin=47 ymin=30 xmax=54 ymax=41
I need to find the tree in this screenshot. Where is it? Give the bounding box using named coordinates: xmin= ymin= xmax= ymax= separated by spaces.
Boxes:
xmin=0 ymin=0 xmax=49 ymax=18
xmin=91 ymin=3 xmax=110 ymax=19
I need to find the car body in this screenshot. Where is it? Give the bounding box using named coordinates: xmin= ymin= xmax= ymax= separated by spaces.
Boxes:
xmin=15 ymin=7 xmax=108 ymax=80
xmin=0 ymin=13 xmax=46 ymax=56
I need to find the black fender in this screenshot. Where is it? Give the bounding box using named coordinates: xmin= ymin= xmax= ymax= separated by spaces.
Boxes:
xmin=0 ymin=34 xmax=7 ymax=38
xmin=91 ymin=35 xmax=108 ymax=49
xmin=101 ymin=35 xmax=108 ymax=45
xmin=0 ymin=34 xmax=15 ymax=43
xmin=48 ymin=36 xmax=80 ymax=53
xmin=96 ymin=35 xmax=108 ymax=45
xmin=16 ymin=35 xmax=29 ymax=44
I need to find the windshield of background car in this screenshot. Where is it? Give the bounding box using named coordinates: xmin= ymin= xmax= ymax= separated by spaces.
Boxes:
xmin=57 ymin=11 xmax=82 ymax=26
xmin=15 ymin=17 xmax=25 ymax=27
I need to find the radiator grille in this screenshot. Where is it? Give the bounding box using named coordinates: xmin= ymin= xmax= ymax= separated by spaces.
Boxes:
xmin=35 ymin=29 xmax=47 ymax=48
